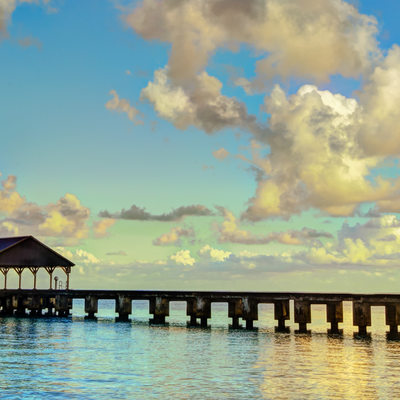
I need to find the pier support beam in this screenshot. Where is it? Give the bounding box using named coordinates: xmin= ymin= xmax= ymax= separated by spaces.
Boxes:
xmin=187 ymin=297 xmax=211 ymax=327
xmin=0 ymin=267 xmax=9 ymax=290
xmin=186 ymin=300 xmax=198 ymax=326
xmin=28 ymin=295 xmax=43 ymax=316
xmin=385 ymin=303 xmax=400 ymax=340
xmin=294 ymin=301 xmax=311 ymax=334
xmin=274 ymin=300 xmax=290 ymax=333
xmin=55 ymin=295 xmax=71 ymax=317
xmin=61 ymin=267 xmax=71 ymax=290
xmin=228 ymin=299 xmax=243 ymax=329
xmin=13 ymin=295 xmax=26 ymax=317
xmin=85 ymin=295 xmax=98 ymax=319
xmin=150 ymin=297 xmax=169 ymax=324
xmin=353 ymin=301 xmax=371 ymax=337
xmin=14 ymin=267 xmax=24 ymax=290
xmin=242 ymin=297 xmax=258 ymax=330
xmin=0 ymin=296 xmax=13 ymax=316
xmin=29 ymin=267 xmax=39 ymax=290
xmin=44 ymin=297 xmax=55 ymax=316
xmin=45 ymin=267 xmax=56 ymax=290
xmin=115 ymin=295 xmax=131 ymax=321
xmin=327 ymin=302 xmax=343 ymax=335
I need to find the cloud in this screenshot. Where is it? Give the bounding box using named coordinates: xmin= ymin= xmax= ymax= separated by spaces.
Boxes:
xmin=358 ymin=46 xmax=400 ymax=157
xmin=17 ymin=35 xmax=42 ymax=49
xmin=217 ymin=207 xmax=332 ymax=245
xmin=55 ymin=247 xmax=100 ymax=265
xmin=126 ymin=0 xmax=379 ymax=86
xmin=300 ymin=215 xmax=400 ymax=267
xmin=106 ymin=250 xmax=127 ymax=256
xmin=0 ymin=173 xmax=91 ymax=241
xmin=240 ymin=83 xmax=400 ymax=219
xmin=141 ymin=67 xmax=257 ymax=134
xmin=212 ymin=147 xmax=229 ymax=160
xmin=0 ymin=174 xmax=24 ymax=213
xmin=99 ymin=204 xmax=214 ymax=221
xmin=124 ymin=1 xmax=400 ymax=221
xmin=199 ymin=244 xmax=231 ymax=262
xmin=0 ymin=221 xmax=19 ymax=235
xmin=153 ymin=226 xmax=194 ymax=246
xmin=170 ymin=249 xmax=195 ymax=266
xmin=105 ymin=89 xmax=143 ymax=124
xmin=93 ymin=218 xmax=115 ymax=238
xmin=38 ymin=193 xmax=90 ymax=239
xmin=0 ymin=0 xmax=18 ymax=36
xmin=1 ymin=0 xmax=54 ymax=38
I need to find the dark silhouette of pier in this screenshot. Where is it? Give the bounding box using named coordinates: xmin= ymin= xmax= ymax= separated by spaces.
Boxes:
xmin=1 ymin=289 xmax=400 ymax=339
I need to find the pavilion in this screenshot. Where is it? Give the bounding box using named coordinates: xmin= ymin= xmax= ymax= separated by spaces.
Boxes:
xmin=0 ymin=236 xmax=74 ymax=290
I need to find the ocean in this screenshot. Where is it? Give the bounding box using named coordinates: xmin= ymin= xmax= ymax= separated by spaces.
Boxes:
xmin=0 ymin=300 xmax=398 ymax=399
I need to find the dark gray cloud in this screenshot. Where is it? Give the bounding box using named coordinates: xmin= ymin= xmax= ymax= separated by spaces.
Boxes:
xmin=99 ymin=204 xmax=214 ymax=221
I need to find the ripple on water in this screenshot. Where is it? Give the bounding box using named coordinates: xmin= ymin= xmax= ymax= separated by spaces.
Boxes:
xmin=0 ymin=301 xmax=399 ymax=399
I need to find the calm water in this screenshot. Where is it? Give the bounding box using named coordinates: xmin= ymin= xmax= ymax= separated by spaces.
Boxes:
xmin=0 ymin=300 xmax=399 ymax=399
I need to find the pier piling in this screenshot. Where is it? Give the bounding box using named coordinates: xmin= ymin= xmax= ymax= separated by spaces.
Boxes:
xmin=327 ymin=302 xmax=343 ymax=335
xmin=385 ymin=303 xmax=400 ymax=339
xmin=150 ymin=297 xmax=169 ymax=324
xmin=115 ymin=295 xmax=131 ymax=321
xmin=274 ymin=300 xmax=290 ymax=332
xmin=55 ymin=295 xmax=71 ymax=317
xmin=85 ymin=295 xmax=98 ymax=319
xmin=353 ymin=301 xmax=371 ymax=337
xmin=242 ymin=297 xmax=258 ymax=329
xmin=228 ymin=299 xmax=243 ymax=329
xmin=294 ymin=301 xmax=311 ymax=334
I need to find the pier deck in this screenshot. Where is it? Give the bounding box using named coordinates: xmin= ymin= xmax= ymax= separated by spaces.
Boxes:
xmin=1 ymin=289 xmax=400 ymax=338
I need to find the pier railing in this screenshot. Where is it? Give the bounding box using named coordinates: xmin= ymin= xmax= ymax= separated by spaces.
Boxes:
xmin=1 ymin=290 xmax=400 ymax=338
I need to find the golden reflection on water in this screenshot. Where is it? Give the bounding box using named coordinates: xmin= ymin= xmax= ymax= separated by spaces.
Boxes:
xmin=254 ymin=304 xmax=400 ymax=400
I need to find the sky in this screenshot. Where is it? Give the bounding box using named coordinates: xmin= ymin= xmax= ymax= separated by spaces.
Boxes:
xmin=2 ymin=0 xmax=400 ymax=292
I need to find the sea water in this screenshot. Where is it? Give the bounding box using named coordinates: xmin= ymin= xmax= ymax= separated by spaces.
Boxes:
xmin=0 ymin=300 xmax=399 ymax=399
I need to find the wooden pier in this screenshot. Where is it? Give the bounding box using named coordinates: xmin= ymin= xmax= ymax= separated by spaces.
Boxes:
xmin=1 ymin=289 xmax=400 ymax=339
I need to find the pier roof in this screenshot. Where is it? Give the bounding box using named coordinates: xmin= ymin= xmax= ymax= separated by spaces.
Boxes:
xmin=0 ymin=236 xmax=74 ymax=267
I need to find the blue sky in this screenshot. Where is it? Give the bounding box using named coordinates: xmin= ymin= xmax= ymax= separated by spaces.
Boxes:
xmin=2 ymin=0 xmax=400 ymax=292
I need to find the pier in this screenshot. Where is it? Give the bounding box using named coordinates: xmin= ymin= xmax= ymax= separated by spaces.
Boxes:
xmin=1 ymin=235 xmax=400 ymax=339
xmin=1 ymin=289 xmax=400 ymax=339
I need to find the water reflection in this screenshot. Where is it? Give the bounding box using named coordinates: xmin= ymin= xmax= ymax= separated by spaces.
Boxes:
xmin=0 ymin=302 xmax=399 ymax=399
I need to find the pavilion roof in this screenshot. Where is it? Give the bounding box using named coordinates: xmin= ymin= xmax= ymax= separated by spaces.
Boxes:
xmin=0 ymin=236 xmax=74 ymax=267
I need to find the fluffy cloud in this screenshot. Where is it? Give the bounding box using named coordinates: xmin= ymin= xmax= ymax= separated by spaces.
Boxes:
xmin=127 ymin=0 xmax=379 ymax=85
xmin=212 ymin=147 xmax=229 ymax=160
xmin=1 ymin=0 xmax=18 ymax=35
xmin=1 ymin=0 xmax=53 ymax=37
xmin=170 ymin=249 xmax=195 ymax=266
xmin=218 ymin=207 xmax=332 ymax=245
xmin=302 ymin=215 xmax=400 ymax=266
xmin=0 ymin=173 xmax=91 ymax=240
xmin=0 ymin=174 xmax=24 ymax=213
xmin=0 ymin=221 xmax=19 ymax=235
xmin=141 ymin=68 xmax=256 ymax=134
xmin=123 ymin=1 xmax=400 ymax=220
xmin=354 ymin=45 xmax=400 ymax=169
xmin=153 ymin=226 xmax=194 ymax=246
xmin=55 ymin=247 xmax=100 ymax=265
xmin=199 ymin=244 xmax=231 ymax=262
xmin=93 ymin=218 xmax=115 ymax=238
xmin=105 ymin=90 xmax=142 ymax=124
xmin=39 ymin=194 xmax=90 ymax=239
xmin=242 ymin=83 xmax=399 ymax=219
xmin=99 ymin=204 xmax=213 ymax=221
